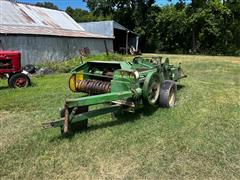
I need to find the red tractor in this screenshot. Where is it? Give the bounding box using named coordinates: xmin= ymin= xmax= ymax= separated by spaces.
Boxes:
xmin=0 ymin=51 xmax=31 ymax=88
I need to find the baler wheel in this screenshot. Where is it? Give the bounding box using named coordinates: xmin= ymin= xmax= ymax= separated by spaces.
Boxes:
xmin=60 ymin=106 xmax=89 ymax=134
xmin=143 ymin=72 xmax=161 ymax=105
xmin=159 ymin=80 xmax=177 ymax=108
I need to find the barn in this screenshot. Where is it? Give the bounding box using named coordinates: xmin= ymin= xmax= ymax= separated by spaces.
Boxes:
xmin=80 ymin=21 xmax=139 ymax=54
xmin=0 ymin=0 xmax=113 ymax=65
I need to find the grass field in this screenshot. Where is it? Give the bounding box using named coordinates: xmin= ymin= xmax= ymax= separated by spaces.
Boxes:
xmin=0 ymin=54 xmax=239 ymax=179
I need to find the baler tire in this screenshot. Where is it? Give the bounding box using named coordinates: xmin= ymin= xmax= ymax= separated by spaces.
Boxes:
xmin=8 ymin=73 xmax=31 ymax=88
xmin=159 ymin=80 xmax=177 ymax=108
xmin=60 ymin=106 xmax=88 ymax=134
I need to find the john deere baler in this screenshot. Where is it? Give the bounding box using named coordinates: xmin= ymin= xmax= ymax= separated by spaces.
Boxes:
xmin=43 ymin=56 xmax=187 ymax=135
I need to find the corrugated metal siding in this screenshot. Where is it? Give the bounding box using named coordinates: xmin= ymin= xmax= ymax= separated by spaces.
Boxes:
xmin=0 ymin=25 xmax=112 ymax=38
xmin=0 ymin=0 xmax=111 ymax=38
xmin=80 ymin=21 xmax=138 ymax=36
xmin=0 ymin=34 xmax=113 ymax=65
xmin=80 ymin=21 xmax=114 ymax=37
xmin=112 ymin=21 xmax=128 ymax=31
xmin=0 ymin=0 xmax=83 ymax=30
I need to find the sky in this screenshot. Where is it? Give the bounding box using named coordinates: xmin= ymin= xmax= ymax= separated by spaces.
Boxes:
xmin=20 ymin=0 xmax=185 ymax=10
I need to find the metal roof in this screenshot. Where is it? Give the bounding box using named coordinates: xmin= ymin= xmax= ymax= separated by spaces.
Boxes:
xmin=79 ymin=20 xmax=138 ymax=37
xmin=0 ymin=0 xmax=112 ymax=38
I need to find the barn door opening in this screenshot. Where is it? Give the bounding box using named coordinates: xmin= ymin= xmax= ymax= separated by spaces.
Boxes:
xmin=113 ymin=29 xmax=127 ymax=54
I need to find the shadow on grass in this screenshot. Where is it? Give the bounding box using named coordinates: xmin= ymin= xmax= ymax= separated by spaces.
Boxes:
xmin=87 ymin=105 xmax=158 ymax=132
xmin=0 ymin=80 xmax=37 ymax=90
xmin=177 ymin=84 xmax=185 ymax=91
xmin=29 ymin=81 xmax=37 ymax=87
xmin=50 ymin=106 xmax=159 ymax=141
xmin=0 ymin=86 xmax=9 ymax=90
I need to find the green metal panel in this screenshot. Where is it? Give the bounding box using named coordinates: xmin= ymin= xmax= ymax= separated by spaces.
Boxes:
xmin=42 ymin=105 xmax=122 ymax=129
xmin=119 ymin=61 xmax=132 ymax=70
xmin=71 ymin=105 xmax=122 ymax=123
xmin=66 ymin=91 xmax=133 ymax=108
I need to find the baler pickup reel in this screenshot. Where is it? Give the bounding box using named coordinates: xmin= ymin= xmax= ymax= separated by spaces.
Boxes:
xmin=43 ymin=56 xmax=187 ymax=135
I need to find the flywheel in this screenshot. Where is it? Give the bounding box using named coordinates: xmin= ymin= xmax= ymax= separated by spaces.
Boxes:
xmin=142 ymin=72 xmax=161 ymax=105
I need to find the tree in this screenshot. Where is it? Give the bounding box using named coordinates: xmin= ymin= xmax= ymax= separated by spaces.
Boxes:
xmin=35 ymin=2 xmax=59 ymax=10
xmin=83 ymin=0 xmax=240 ymax=55
xmin=153 ymin=5 xmax=189 ymax=53
xmin=65 ymin=7 xmax=111 ymax=22
xmin=85 ymin=0 xmax=156 ymax=49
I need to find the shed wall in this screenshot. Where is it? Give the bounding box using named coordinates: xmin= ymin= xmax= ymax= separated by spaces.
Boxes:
xmin=80 ymin=21 xmax=114 ymax=37
xmin=0 ymin=35 xmax=113 ymax=65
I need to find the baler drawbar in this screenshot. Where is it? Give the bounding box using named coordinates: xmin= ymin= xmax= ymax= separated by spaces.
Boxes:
xmin=43 ymin=56 xmax=187 ymax=135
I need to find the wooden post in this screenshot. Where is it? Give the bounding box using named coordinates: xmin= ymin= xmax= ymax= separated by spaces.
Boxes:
xmin=126 ymin=31 xmax=129 ymax=54
xmin=104 ymin=40 xmax=109 ymax=56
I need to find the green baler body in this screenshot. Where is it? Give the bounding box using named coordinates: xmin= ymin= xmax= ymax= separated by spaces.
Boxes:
xmin=43 ymin=56 xmax=187 ymax=133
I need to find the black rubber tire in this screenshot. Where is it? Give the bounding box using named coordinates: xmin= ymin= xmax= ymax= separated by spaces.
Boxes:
xmin=60 ymin=106 xmax=88 ymax=133
xmin=23 ymin=64 xmax=36 ymax=74
xmin=159 ymin=80 xmax=177 ymax=108
xmin=8 ymin=73 xmax=31 ymax=88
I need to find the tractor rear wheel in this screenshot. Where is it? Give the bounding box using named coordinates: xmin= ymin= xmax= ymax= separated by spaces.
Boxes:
xmin=60 ymin=106 xmax=89 ymax=134
xmin=159 ymin=80 xmax=177 ymax=108
xmin=8 ymin=73 xmax=31 ymax=88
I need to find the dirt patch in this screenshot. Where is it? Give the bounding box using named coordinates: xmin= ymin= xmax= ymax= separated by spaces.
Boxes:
xmin=0 ymin=111 xmax=12 ymax=121
xmin=229 ymin=60 xmax=240 ymax=64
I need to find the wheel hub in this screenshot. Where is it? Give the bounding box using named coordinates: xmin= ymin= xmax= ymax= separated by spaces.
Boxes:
xmin=15 ymin=77 xmax=27 ymax=87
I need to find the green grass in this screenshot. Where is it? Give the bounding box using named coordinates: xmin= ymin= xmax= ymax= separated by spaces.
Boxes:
xmin=0 ymin=54 xmax=239 ymax=179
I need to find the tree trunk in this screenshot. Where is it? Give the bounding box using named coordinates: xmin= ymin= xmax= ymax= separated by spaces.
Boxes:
xmin=191 ymin=28 xmax=197 ymax=53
